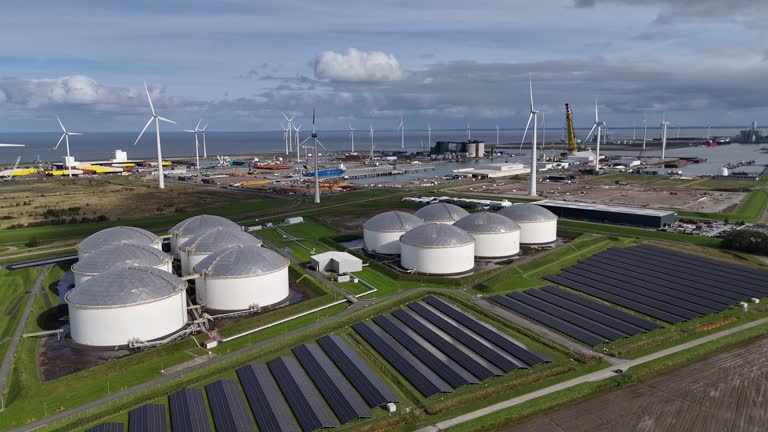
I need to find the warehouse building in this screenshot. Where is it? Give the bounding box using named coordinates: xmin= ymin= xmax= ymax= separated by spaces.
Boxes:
xmin=311 ymin=251 xmax=363 ymax=274
xmin=535 ymin=199 xmax=678 ymax=228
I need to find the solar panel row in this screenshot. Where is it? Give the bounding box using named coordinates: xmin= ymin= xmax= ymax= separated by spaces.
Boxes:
xmin=423 ymin=296 xmax=548 ymax=366
xmin=169 ymin=388 xmax=212 ymax=432
xmin=129 ymin=404 xmax=167 ymax=432
xmin=267 ymin=357 xmax=339 ymax=431
xmin=205 ymin=379 xmax=255 ymax=432
xmin=236 ymin=364 xmax=300 ymax=432
xmin=86 ymin=423 xmax=124 ymax=432
xmin=636 ymin=245 xmax=768 ymax=286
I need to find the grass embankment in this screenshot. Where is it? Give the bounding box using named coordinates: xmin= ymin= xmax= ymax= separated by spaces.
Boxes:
xmin=558 ymin=220 xmax=723 ymax=246
xmin=0 ymin=267 xmax=42 ymax=362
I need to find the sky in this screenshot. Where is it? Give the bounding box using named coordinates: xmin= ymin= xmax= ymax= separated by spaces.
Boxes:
xmin=1 ymin=0 xmax=768 ymax=132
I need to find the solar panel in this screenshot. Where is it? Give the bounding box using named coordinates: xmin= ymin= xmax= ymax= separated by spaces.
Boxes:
xmin=267 ymin=356 xmax=339 ymax=431
xmin=525 ymin=289 xmax=646 ymax=336
xmin=168 ymin=388 xmax=212 ymax=432
xmin=205 ymin=379 xmax=256 ymax=432
xmin=86 ymin=423 xmax=124 ymax=432
xmin=635 ymin=245 xmax=768 ymax=284
xmin=540 ymin=286 xmax=660 ymax=331
xmin=507 ymin=292 xmax=628 ymax=341
xmin=423 ymin=296 xmax=548 ymax=366
xmin=372 ymin=315 xmax=479 ymax=388
xmin=544 ymin=274 xmax=684 ymax=324
xmin=407 ymin=302 xmax=521 ymax=372
xmin=236 ymin=364 xmax=300 ymax=432
xmin=316 ymin=335 xmax=399 ymax=407
xmin=292 ymin=344 xmax=372 ymax=423
xmin=352 ymin=321 xmax=453 ymax=397
xmin=391 ymin=308 xmax=502 ymax=380
xmin=128 ymin=404 xmax=167 ymax=432
xmin=489 ymin=295 xmax=607 ymax=346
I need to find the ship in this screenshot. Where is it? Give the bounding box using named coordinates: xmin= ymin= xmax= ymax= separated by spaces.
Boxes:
xmin=303 ymin=164 xmax=346 ymax=177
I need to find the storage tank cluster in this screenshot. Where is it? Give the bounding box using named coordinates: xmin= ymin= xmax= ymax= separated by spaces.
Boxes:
xmin=66 ymin=214 xmax=291 ymax=347
xmin=363 ymin=203 xmax=557 ymax=275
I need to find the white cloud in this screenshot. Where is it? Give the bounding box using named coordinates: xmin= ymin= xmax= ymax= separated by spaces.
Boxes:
xmin=314 ymin=48 xmax=404 ymax=83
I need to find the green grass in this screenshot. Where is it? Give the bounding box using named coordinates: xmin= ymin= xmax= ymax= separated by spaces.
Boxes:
xmin=558 ymin=220 xmax=723 ymax=246
xmin=278 ymin=219 xmax=336 ymax=239
xmin=0 ymin=267 xmax=42 ymax=362
xmin=677 ymin=189 xmax=768 ymax=222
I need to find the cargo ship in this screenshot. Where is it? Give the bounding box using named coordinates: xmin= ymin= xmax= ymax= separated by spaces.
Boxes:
xmin=303 ymin=164 xmax=346 ymax=177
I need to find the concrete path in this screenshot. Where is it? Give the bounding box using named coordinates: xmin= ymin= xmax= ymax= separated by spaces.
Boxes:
xmin=0 ymin=266 xmax=49 ymax=404
xmin=416 ymin=316 xmax=768 ymax=432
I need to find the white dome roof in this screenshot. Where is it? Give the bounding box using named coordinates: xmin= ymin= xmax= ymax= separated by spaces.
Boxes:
xmin=66 ymin=266 xmax=185 ymax=308
xmin=72 ymin=242 xmax=171 ymax=275
xmin=194 ymin=245 xmax=289 ymax=277
xmin=170 ymin=214 xmax=240 ymax=237
xmin=363 ymin=211 xmax=424 ymax=232
xmin=400 ymin=223 xmax=474 ymax=248
xmin=454 ymin=212 xmax=521 ymax=233
xmin=414 ymin=203 xmax=469 ymax=223
xmin=77 ymin=226 xmax=161 ymax=254
xmin=180 ymin=228 xmax=262 ymax=254
xmin=498 ymin=204 xmax=557 ymax=222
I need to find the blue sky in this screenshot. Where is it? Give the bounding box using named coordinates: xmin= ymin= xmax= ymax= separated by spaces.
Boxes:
xmin=1 ymin=0 xmax=767 ymax=132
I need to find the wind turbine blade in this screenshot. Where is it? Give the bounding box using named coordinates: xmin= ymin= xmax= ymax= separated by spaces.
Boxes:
xmin=316 ymin=139 xmax=327 ymax=150
xmin=282 ymin=112 xmax=289 ymax=121
xmin=134 ymin=117 xmax=154 ymax=146
xmin=299 ymin=136 xmax=313 ymax=146
xmin=529 ymin=74 xmax=534 ymax=109
xmin=144 ymin=81 xmax=156 ymax=116
xmin=195 ymin=119 xmax=201 ymax=131
xmin=0 ymin=144 xmax=25 ymax=147
xmin=520 ymin=113 xmax=533 ymax=150
xmin=183 ymin=130 xmax=196 ymax=133
xmin=594 ymin=98 xmax=599 ymax=122
xmin=201 ymin=124 xmax=207 ymax=131
xmin=57 ymin=115 xmax=66 ymax=133
xmin=69 ymin=132 xmax=83 ymax=136
xmin=584 ymin=124 xmax=597 ymax=143
xmin=54 ymin=133 xmax=65 ymax=150
xmin=157 ymin=116 xmax=175 ymax=124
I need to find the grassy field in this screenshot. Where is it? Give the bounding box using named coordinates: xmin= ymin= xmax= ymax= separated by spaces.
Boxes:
xmin=0 ymin=267 xmax=41 ymax=362
xmin=558 ymin=219 xmax=723 ymax=246
xmin=582 ymin=173 xmax=765 ymax=191
xmin=677 ymin=188 xmax=768 ymax=222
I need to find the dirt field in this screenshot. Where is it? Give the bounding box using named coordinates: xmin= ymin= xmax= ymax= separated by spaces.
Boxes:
xmin=0 ymin=178 xmax=244 ymax=229
xmin=505 ymin=336 xmax=768 ymax=432
xmin=448 ymin=181 xmax=746 ymax=213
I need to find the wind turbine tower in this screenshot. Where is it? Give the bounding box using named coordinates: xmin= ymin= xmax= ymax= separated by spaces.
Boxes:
xmin=398 ymin=113 xmax=405 ymax=149
xmin=369 ymin=122 xmax=375 ymax=161
xmin=282 ymin=113 xmax=296 ymax=154
xmin=584 ymin=98 xmax=603 ymax=171
xmin=54 ymin=116 xmax=83 ymax=178
xmin=642 ymin=117 xmax=648 ymax=150
xmin=134 ymin=81 xmax=176 ymax=189
xmin=660 ymin=113 xmax=670 ymax=160
xmin=294 ymin=124 xmax=302 ymax=163
xmin=520 ymin=76 xmax=539 ymax=197
xmin=349 ymin=122 xmax=355 ymax=152
xmin=311 ymin=110 xmax=320 ymax=203
xmin=201 ymin=123 xmax=208 ymax=158
xmin=183 ymin=120 xmax=202 ymax=170
xmin=427 ymin=122 xmax=432 ymax=151
xmin=467 ymin=123 xmax=471 ymax=141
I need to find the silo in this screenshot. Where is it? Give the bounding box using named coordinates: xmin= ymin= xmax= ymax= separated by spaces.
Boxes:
xmin=466 ymin=142 xmax=477 ymax=158
xmin=71 ymin=242 xmax=173 ymax=287
xmin=363 ymin=211 xmax=424 ymax=255
xmin=76 ymin=226 xmax=162 ymax=260
xmin=498 ymin=204 xmax=558 ymax=245
xmin=454 ymin=212 xmax=520 ymax=258
xmin=476 ymin=142 xmax=485 ymax=158
xmin=414 ymin=202 xmax=469 ymax=224
xmin=399 ymin=223 xmax=475 ymax=274
xmin=179 ymin=228 xmax=262 ymax=275
xmin=169 ymin=215 xmax=241 ymax=259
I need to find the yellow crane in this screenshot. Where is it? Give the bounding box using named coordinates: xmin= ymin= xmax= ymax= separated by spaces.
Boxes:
xmin=565 ymin=103 xmax=578 ymax=154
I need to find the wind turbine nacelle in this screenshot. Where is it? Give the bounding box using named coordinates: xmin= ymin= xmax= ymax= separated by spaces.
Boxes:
xmin=63 ymin=156 xmax=78 ymax=168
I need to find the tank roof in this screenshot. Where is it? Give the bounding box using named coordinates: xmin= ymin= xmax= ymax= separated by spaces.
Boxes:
xmin=66 ymin=266 xmax=185 ymax=308
xmin=400 ymin=223 xmax=474 ymax=248
xmin=77 ymin=226 xmax=161 ymax=253
xmin=194 ymin=245 xmax=289 ymax=277
xmin=170 ymin=214 xmax=240 ymax=237
xmin=363 ymin=211 xmax=424 ymax=232
xmin=498 ymin=204 xmax=557 ymax=222
xmin=454 ymin=212 xmax=521 ymax=233
xmin=180 ymin=228 xmax=262 ymax=254
xmin=414 ymin=203 xmax=469 ymax=223
xmin=72 ymin=242 xmax=171 ymax=275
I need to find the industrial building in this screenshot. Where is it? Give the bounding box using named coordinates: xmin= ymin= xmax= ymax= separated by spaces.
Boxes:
xmin=169 ymin=214 xmax=242 ymax=258
xmin=498 ymin=204 xmax=558 ymax=245
xmin=535 ymin=200 xmax=679 ymax=228
xmin=193 ymin=245 xmax=290 ymax=312
xmin=430 ymin=140 xmax=486 ymax=157
xmin=66 ymin=266 xmax=188 ymax=347
xmin=454 ymin=212 xmax=521 ymax=258
xmin=414 ymin=202 xmax=469 ymax=224
xmin=76 ymin=226 xmax=162 ymax=260
xmin=452 ymin=163 xmax=530 ymax=179
xmin=179 ymin=228 xmax=263 ymax=275
xmin=71 ymin=242 xmax=173 ymax=287
xmin=400 ymin=223 xmax=475 ymax=274
xmin=363 ymin=211 xmax=424 ymax=255
xmin=311 ymin=251 xmax=363 ymax=274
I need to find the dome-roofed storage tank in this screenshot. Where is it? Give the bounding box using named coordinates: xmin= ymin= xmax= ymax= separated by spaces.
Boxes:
xmin=414 ymin=202 xmax=470 ymax=224
xmin=399 ymin=223 xmax=475 ymax=274
xmin=498 ymin=204 xmax=558 ymax=245
xmin=454 ymin=212 xmax=521 ymax=258
xmin=363 ymin=211 xmax=424 ymax=255
xmin=179 ymin=228 xmax=262 ymax=276
xmin=169 ymin=215 xmax=241 ymax=259
xmin=193 ymin=245 xmax=290 ymax=312
xmin=66 ymin=266 xmax=188 ymax=347
xmin=76 ymin=226 xmax=162 ymax=260
xmin=71 ymin=242 xmax=173 ymax=287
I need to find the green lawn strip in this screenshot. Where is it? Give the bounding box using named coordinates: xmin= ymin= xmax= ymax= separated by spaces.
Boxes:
xmin=558 ymin=219 xmax=722 ymax=246
xmin=335 ymin=280 xmax=371 ymax=295
xmin=445 ymin=322 xmax=768 ymax=432
xmin=0 ymin=267 xmax=41 ymax=362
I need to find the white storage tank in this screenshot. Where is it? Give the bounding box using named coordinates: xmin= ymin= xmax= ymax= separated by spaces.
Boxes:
xmin=476 ymin=142 xmax=485 ymax=158
xmin=193 ymin=245 xmax=290 ymax=311
xmin=454 ymin=212 xmax=520 ymax=258
xmin=71 ymin=242 xmax=173 ymax=287
xmin=76 ymin=226 xmax=162 ymax=260
xmin=66 ymin=266 xmax=188 ymax=347
xmin=363 ymin=211 xmax=424 ymax=255
xmin=169 ymin=215 xmax=241 ymax=259
xmin=466 ymin=142 xmax=477 ymax=158
xmin=179 ymin=228 xmax=263 ymax=276
xmin=400 ymin=223 xmax=475 ymax=274
xmin=414 ymin=203 xmax=469 ymax=224
xmin=498 ymin=204 xmax=558 ymax=245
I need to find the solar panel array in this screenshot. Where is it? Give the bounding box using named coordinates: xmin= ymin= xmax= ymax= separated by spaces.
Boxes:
xmin=169 ymin=388 xmax=211 ymax=432
xmin=490 ymin=286 xmax=660 ymax=346
xmin=352 ymin=295 xmax=549 ymax=398
xmin=86 ymin=423 xmax=124 ymax=432
xmin=205 ymin=379 xmax=255 ymax=432
xmin=129 ymin=404 xmax=167 ymax=432
xmin=543 ymin=245 xmax=768 ymax=325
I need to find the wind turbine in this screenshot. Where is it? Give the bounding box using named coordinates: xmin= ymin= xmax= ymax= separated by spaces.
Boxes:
xmin=281 ymin=122 xmax=289 ymax=154
xmin=495 ymin=125 xmax=500 ymax=149
xmin=183 ymin=120 xmax=202 ymax=170
xmin=200 ymin=123 xmax=208 ymax=158
xmin=584 ymin=98 xmax=604 ymax=171
xmin=427 ymin=122 xmax=432 ymax=150
xmin=294 ymin=124 xmax=302 ymax=163
xmin=349 ymin=122 xmax=355 ymax=152
xmin=467 ymin=122 xmax=471 ymax=141
xmin=298 ymin=109 xmax=322 ymax=203
xmin=520 ymin=75 xmax=539 ymax=197
xmin=54 ymin=115 xmax=83 ymax=177
xmin=282 ymin=112 xmax=295 ymax=154
xmin=369 ymin=122 xmax=376 ymax=161
xmin=0 ymin=144 xmax=24 ymax=148
xmin=642 ymin=117 xmax=648 ymax=150
xmin=398 ymin=113 xmax=405 ymax=149
xmin=134 ymin=81 xmax=176 ymax=189
xmin=660 ymin=113 xmax=670 ymax=160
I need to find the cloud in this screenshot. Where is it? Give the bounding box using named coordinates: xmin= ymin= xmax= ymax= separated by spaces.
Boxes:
xmin=572 ymin=0 xmax=768 ymax=23
xmin=314 ymin=48 xmax=404 ymax=83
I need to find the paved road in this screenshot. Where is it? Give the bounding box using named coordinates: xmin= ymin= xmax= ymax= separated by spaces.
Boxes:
xmin=416 ymin=316 xmax=768 ymax=432
xmin=0 ymin=266 xmax=49 ymax=401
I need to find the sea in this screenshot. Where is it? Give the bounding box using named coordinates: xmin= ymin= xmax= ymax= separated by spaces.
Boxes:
xmin=1 ymin=127 xmax=766 ymax=178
